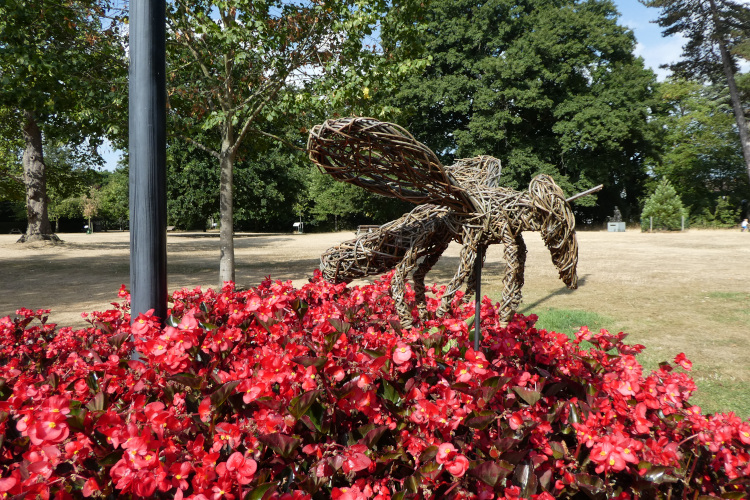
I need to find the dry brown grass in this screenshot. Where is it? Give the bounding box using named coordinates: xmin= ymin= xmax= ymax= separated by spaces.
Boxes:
xmin=1 ymin=228 xmax=748 ymax=415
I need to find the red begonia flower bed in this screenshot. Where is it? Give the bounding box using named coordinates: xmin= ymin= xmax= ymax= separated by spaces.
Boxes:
xmin=0 ymin=271 xmax=748 ymax=498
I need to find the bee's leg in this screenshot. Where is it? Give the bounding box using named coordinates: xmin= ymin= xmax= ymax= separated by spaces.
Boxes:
xmin=390 ymin=243 xmax=424 ymax=329
xmin=412 ymin=239 xmax=450 ymax=321
xmin=498 ymin=232 xmax=527 ymax=326
xmin=437 ymin=229 xmax=482 ymax=318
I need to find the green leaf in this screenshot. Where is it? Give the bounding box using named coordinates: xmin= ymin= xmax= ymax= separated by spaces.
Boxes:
xmin=108 ymin=331 xmax=130 ymax=349
xmin=66 ymin=408 xmax=87 ymax=432
xmin=254 ymin=313 xmax=276 ymax=333
xmin=289 ymin=390 xmax=322 ymax=420
xmin=86 ymin=391 xmax=107 ymax=412
xmin=245 ymin=482 xmax=277 ymax=500
xmin=363 ymin=348 xmax=385 ymax=359
xmin=328 ymin=317 xmax=351 ymax=334
xmin=574 ymin=473 xmax=605 ymax=496
xmin=514 ymin=462 xmax=538 ymax=498
xmin=258 ymin=433 xmax=302 ymax=459
xmin=165 ymin=315 xmax=179 ymax=327
xmin=306 ymin=402 xmax=326 ymax=433
xmin=361 ymin=425 xmax=389 ymax=449
xmin=470 ymin=460 xmax=512 ymax=486
xmin=380 ymin=380 xmax=401 ymax=405
xmin=482 ymin=375 xmax=509 ymax=388
xmin=465 ymin=314 xmax=476 ymax=329
xmin=291 ymin=356 xmax=327 ymax=369
xmin=291 ymin=298 xmax=308 ymax=320
xmin=419 ymin=445 xmax=439 ymax=463
xmin=568 ymin=403 xmax=580 ymax=425
xmin=404 ymin=474 xmax=420 ymax=493
xmin=642 ymin=466 xmax=679 ymax=484
xmin=98 ymin=449 xmax=124 ymax=467
xmin=513 ymin=386 xmax=542 ymax=406
xmin=465 ymin=413 xmax=495 ymax=429
xmin=549 ymin=441 xmax=566 ymax=460
xmin=210 ymin=380 xmax=240 ymax=408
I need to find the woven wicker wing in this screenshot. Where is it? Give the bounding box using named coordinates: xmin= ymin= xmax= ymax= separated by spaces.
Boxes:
xmin=307 ymin=117 xmax=475 ymax=212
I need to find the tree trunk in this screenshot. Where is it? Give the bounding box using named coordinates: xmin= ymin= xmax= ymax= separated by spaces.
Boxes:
xmin=19 ymin=110 xmax=59 ymax=244
xmin=708 ymin=0 xmax=750 ymax=185
xmin=218 ymin=129 xmax=236 ymax=285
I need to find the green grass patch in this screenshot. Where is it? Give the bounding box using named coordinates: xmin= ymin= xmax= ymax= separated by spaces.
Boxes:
xmin=523 ymin=307 xmax=613 ymax=337
xmin=705 ymin=292 xmax=750 ymax=325
xmin=690 ymin=366 xmax=750 ymax=417
xmin=705 ymin=291 xmax=750 ymax=301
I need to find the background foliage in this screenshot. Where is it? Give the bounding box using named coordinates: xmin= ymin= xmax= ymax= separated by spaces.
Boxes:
xmin=2 ymin=0 xmax=750 ymax=234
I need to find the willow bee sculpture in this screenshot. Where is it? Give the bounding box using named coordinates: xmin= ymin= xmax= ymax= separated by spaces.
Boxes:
xmin=308 ymin=117 xmax=588 ymax=328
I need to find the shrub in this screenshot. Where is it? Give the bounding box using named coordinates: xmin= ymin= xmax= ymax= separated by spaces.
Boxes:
xmin=641 ymin=179 xmax=688 ymax=231
xmin=0 ymin=273 xmax=749 ymax=499
xmin=691 ymin=197 xmax=741 ymax=229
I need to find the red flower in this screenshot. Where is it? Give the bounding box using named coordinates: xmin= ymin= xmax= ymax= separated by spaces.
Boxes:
xmin=82 ymin=478 xmax=101 ymax=497
xmin=221 ymin=451 xmax=257 ymax=485
xmin=169 ymin=462 xmax=193 ymax=490
xmin=331 ymin=485 xmax=368 ymax=500
xmin=436 ymin=443 xmax=469 ymax=477
xmin=342 ymin=445 xmax=372 ymax=473
xmin=674 ymin=353 xmax=692 ymax=371
xmin=392 ymin=343 xmax=412 ymax=365
xmin=26 ymin=411 xmax=69 ymax=445
xmin=589 ymin=434 xmax=640 ymax=473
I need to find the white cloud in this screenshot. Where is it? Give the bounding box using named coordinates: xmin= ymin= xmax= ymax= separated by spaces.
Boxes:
xmin=634 ymin=35 xmax=687 ymax=81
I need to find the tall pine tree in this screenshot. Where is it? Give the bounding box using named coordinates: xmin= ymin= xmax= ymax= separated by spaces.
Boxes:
xmin=640 ymin=179 xmax=687 ymax=231
xmin=643 ymin=0 xmax=750 ymax=186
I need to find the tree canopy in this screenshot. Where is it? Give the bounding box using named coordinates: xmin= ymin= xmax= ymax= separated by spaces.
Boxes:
xmin=643 ymin=0 xmax=750 ymax=186
xmin=391 ymin=0 xmax=660 ymax=223
xmin=3 ymin=0 xmax=750 ymax=238
xmin=650 ymin=78 xmax=750 ymax=215
xmin=165 ymin=0 xmax=427 ymax=283
xmin=0 ymin=0 xmax=126 ymax=241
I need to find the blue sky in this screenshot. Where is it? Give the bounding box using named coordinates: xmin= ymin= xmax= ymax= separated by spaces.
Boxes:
xmin=99 ymin=1 xmax=683 ymax=170
xmin=614 ymin=0 xmax=685 ymax=81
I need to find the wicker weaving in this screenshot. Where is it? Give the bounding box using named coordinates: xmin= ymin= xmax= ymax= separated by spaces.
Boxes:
xmin=309 ymin=117 xmax=579 ymax=328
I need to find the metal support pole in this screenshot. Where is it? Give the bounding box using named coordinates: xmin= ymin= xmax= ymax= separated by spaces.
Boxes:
xmin=474 ymin=246 xmax=483 ymax=351
xmin=129 ymin=0 xmax=167 ymax=322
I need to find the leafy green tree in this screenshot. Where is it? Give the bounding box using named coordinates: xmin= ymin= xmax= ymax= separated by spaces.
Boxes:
xmin=650 ymin=78 xmax=750 ymax=216
xmin=643 ymin=0 xmax=750 ymax=186
xmin=640 ymin=179 xmax=688 ymax=231
xmin=391 ymin=0 xmax=659 ymax=223
xmin=233 ymin=146 xmax=308 ymax=232
xmin=166 ymin=141 xmax=219 ymax=231
xmin=0 ymin=107 xmax=24 ymax=207
xmin=81 ymin=186 xmax=102 ymax=233
xmin=165 ymin=0 xmax=427 ymax=284
xmin=99 ymin=167 xmax=129 ymax=230
xmin=306 ymin=170 xmax=368 ymax=231
xmin=0 ymin=0 xmax=126 ymax=242
xmin=303 ymin=168 xmax=412 ymax=231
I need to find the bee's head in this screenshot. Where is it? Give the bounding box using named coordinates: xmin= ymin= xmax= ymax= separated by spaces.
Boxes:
xmin=529 ymin=175 xmax=578 ymax=290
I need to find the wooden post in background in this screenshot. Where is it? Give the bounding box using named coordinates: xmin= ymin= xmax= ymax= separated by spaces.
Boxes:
xmin=129 ymin=0 xmax=167 ymax=322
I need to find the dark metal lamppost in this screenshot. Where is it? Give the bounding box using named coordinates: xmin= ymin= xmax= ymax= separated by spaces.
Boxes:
xmin=129 ymin=0 xmax=168 ymax=322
